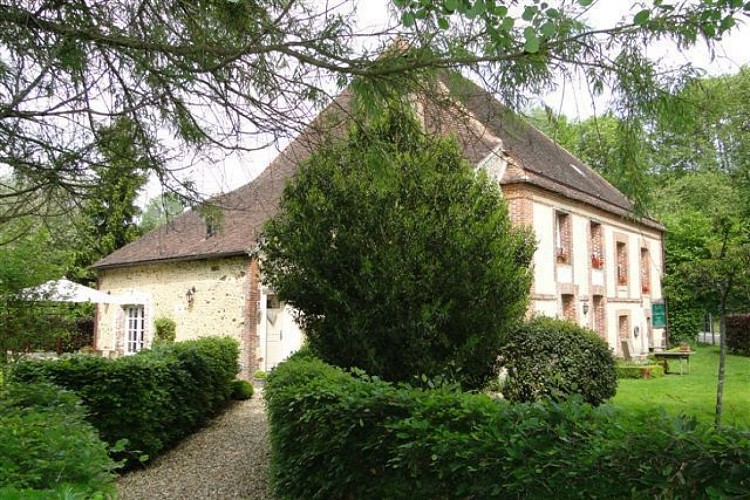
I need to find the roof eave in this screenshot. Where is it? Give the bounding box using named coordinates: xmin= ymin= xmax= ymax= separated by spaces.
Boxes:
xmin=501 ymin=178 xmax=665 ymax=232
xmin=92 ymin=249 xmax=252 ymax=271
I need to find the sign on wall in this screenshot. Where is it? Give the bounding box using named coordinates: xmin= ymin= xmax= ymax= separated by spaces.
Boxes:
xmin=652 ymin=301 xmax=667 ymax=329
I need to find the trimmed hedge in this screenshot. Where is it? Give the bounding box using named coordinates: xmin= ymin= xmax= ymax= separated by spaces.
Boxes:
xmin=727 ymin=314 xmax=750 ymax=356
xmin=615 ymin=362 xmax=665 ymax=379
xmin=231 ymin=379 xmax=254 ymax=400
xmin=498 ymin=316 xmax=617 ymax=406
xmin=12 ymin=337 xmax=239 ymax=463
xmin=266 ymin=355 xmax=750 ymax=499
xmin=0 ymin=381 xmax=116 ymax=497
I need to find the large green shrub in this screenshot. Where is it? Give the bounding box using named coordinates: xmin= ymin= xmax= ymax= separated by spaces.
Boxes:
xmin=261 ymin=105 xmax=534 ymax=390
xmin=0 ymin=381 xmax=116 ymax=497
xmin=12 ymin=337 xmax=239 ymax=463
xmin=265 ymin=355 xmax=750 ymax=499
xmin=727 ymin=313 xmax=750 ymax=356
xmin=497 ymin=316 xmax=617 ymax=406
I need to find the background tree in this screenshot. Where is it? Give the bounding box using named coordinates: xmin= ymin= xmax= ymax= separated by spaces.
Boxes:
xmin=0 ymin=218 xmax=76 ymax=364
xmin=260 ymin=104 xmax=535 ymax=390
xmin=70 ymin=118 xmax=152 ymax=282
xmin=652 ymin=172 xmax=750 ymax=426
xmin=140 ymin=193 xmax=188 ymax=233
xmin=0 ymin=0 xmax=747 ymax=227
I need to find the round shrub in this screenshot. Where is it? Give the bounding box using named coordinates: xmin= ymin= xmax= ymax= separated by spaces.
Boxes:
xmin=231 ymin=380 xmax=254 ymax=400
xmin=154 ymin=317 xmax=177 ymax=344
xmin=498 ymin=316 xmax=616 ymax=406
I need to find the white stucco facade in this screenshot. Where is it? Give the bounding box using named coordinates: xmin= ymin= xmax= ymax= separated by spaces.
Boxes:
xmin=515 ymin=186 xmax=665 ymax=357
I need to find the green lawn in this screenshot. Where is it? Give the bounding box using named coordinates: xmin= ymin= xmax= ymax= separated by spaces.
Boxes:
xmin=611 ymin=345 xmax=750 ymax=428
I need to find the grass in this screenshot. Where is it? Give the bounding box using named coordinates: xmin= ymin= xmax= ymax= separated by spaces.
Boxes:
xmin=611 ymin=344 xmax=750 ymax=428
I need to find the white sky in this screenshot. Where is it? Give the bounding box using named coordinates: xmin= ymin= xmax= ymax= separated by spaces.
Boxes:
xmin=144 ymin=0 xmax=750 ymax=204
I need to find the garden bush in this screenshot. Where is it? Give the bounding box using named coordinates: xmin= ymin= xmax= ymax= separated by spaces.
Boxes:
xmin=11 ymin=337 xmax=239 ymax=464
xmin=727 ymin=313 xmax=750 ymax=356
xmin=615 ymin=362 xmax=664 ymax=379
xmin=265 ymin=355 xmax=750 ymax=499
xmin=497 ymin=316 xmax=616 ymax=405
xmin=231 ymin=379 xmax=254 ymax=400
xmin=260 ymin=106 xmax=534 ymax=390
xmin=0 ymin=381 xmax=116 ymax=497
xmin=153 ymin=317 xmax=177 ymax=344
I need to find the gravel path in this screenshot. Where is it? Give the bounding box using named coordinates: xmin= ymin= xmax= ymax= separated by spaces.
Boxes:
xmin=117 ymin=392 xmax=272 ymax=500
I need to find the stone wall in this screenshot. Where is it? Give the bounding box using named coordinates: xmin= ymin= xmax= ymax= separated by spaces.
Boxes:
xmin=96 ymin=256 xmax=256 ymax=376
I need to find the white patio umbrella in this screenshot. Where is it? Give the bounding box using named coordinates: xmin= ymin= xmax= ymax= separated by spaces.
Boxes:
xmin=21 ymin=278 xmax=126 ymax=304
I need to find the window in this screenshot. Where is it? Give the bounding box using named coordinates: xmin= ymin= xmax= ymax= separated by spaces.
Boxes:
xmin=590 ymin=221 xmax=603 ymax=269
xmin=618 ymin=314 xmax=630 ymax=357
xmin=125 ymin=305 xmax=145 ymax=354
xmin=640 ymin=247 xmax=650 ymax=294
xmin=555 ymin=211 xmax=571 ymax=264
xmin=561 ymin=294 xmax=575 ymax=322
xmin=616 ymin=241 xmax=628 ymax=286
xmin=593 ymin=296 xmax=605 ymax=339
xmin=266 ymin=293 xmax=282 ymax=309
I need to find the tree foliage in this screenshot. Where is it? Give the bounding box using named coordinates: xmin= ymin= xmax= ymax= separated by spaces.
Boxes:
xmin=70 ymin=118 xmax=151 ymax=280
xmin=140 ymin=192 xmax=188 ymax=233
xmin=653 ymin=171 xmax=750 ymax=426
xmin=0 ymin=0 xmax=748 ymax=225
xmin=0 ymin=222 xmax=75 ymax=363
xmin=261 ymin=104 xmax=534 ymax=390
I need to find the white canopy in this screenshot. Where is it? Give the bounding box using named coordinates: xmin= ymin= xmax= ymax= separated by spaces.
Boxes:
xmin=21 ymin=278 xmax=127 ymax=304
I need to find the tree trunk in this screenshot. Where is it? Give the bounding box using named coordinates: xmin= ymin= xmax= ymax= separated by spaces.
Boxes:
xmin=715 ymin=302 xmax=728 ymax=426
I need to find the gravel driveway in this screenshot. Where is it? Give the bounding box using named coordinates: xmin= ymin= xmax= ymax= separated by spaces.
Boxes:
xmin=117 ymin=392 xmax=272 ymax=499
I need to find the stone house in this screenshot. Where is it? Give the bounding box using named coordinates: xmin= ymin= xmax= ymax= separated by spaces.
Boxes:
xmin=92 ymin=76 xmax=665 ymax=377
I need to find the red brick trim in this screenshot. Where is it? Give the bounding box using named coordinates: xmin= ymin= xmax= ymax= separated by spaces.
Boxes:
xmin=243 ymin=257 xmax=261 ymax=379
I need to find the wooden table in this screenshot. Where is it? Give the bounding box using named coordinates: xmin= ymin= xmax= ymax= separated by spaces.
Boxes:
xmin=653 ymin=351 xmax=693 ymax=375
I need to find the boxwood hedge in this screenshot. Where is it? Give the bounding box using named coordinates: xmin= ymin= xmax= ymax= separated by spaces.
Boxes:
xmin=616 ymin=362 xmax=665 ymax=379
xmin=12 ymin=337 xmax=239 ymax=463
xmin=265 ymin=354 xmax=750 ymax=499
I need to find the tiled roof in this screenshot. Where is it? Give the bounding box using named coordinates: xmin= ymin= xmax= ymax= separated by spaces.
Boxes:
xmin=93 ymin=76 xmax=661 ymax=270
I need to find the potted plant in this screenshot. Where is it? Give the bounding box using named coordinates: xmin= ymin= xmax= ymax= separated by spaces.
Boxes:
xmin=556 ymin=247 xmax=568 ymax=264
xmin=679 ymin=341 xmax=690 ymax=352
xmin=591 ymin=253 xmax=603 ymax=269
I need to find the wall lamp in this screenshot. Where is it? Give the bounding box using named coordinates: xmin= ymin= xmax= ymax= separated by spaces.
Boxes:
xmin=186 ymin=286 xmax=196 ymax=308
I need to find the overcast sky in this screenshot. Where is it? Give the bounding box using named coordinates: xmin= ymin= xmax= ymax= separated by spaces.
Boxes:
xmin=145 ymin=1 xmax=750 ymax=204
